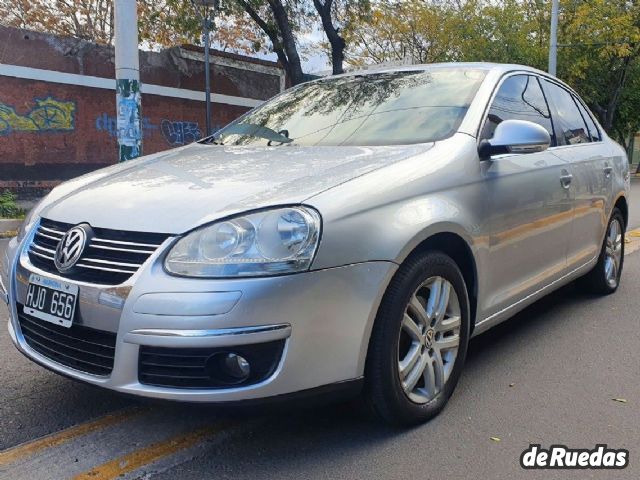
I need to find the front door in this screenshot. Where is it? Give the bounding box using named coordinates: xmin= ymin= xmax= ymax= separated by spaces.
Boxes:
xmin=479 ymin=74 xmax=575 ymax=317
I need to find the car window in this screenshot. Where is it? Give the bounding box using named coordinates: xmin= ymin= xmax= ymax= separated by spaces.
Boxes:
xmin=573 ymin=97 xmax=601 ymax=142
xmin=481 ymin=75 xmax=555 ymax=145
xmin=206 ymin=68 xmax=487 ymax=147
xmin=542 ymin=80 xmax=591 ymax=145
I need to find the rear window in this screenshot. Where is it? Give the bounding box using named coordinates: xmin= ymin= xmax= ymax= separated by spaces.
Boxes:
xmin=573 ymin=98 xmax=601 ymax=142
xmin=542 ymin=80 xmax=591 ymax=145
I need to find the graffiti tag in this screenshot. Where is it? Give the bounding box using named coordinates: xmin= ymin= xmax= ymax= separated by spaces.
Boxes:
xmin=96 ymin=113 xmax=157 ymax=138
xmin=160 ymin=120 xmax=202 ymax=146
xmin=96 ymin=113 xmax=209 ymax=147
xmin=0 ymin=97 xmax=75 ymax=135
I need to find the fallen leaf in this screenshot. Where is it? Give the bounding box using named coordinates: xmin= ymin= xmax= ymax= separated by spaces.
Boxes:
xmin=509 ymin=383 xmax=515 ymax=387
xmin=490 ymin=437 xmax=501 ymax=442
xmin=0 ymin=230 xmax=17 ymax=239
xmin=612 ymin=398 xmax=627 ymax=404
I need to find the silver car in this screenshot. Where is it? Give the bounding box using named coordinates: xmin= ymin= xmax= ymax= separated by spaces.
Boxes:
xmin=1 ymin=63 xmax=630 ymax=425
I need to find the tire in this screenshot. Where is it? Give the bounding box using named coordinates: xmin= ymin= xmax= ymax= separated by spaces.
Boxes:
xmin=577 ymin=208 xmax=625 ymax=295
xmin=365 ymin=251 xmax=470 ymax=426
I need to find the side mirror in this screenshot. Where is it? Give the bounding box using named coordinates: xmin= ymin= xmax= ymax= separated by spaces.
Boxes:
xmin=478 ymin=119 xmax=551 ymax=159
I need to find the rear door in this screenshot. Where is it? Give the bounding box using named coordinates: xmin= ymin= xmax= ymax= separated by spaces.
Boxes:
xmin=480 ymin=74 xmax=574 ymax=317
xmin=541 ymin=80 xmax=611 ymax=269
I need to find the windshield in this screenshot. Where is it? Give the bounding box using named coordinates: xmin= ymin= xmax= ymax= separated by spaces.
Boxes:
xmin=204 ymin=68 xmax=487 ymax=147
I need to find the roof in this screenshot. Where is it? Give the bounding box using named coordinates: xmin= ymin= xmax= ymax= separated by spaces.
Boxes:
xmin=340 ymin=62 xmax=550 ymax=77
xmin=314 ymin=61 xmax=575 ymax=93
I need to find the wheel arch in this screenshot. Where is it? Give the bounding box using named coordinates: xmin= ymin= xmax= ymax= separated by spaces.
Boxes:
xmin=405 ymin=231 xmax=479 ymax=331
xmin=614 ymin=195 xmax=628 ymax=228
xmin=362 ymin=228 xmax=480 ymax=375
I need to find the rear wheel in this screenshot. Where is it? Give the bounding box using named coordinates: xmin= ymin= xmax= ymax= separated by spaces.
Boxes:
xmin=365 ymin=251 xmax=470 ymax=426
xmin=577 ymin=208 xmax=625 ymax=295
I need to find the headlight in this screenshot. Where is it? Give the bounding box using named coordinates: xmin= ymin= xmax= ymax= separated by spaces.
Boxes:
xmin=165 ymin=206 xmax=321 ymax=277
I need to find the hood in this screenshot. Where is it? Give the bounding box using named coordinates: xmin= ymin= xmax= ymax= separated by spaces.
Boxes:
xmin=42 ymin=142 xmax=433 ymax=233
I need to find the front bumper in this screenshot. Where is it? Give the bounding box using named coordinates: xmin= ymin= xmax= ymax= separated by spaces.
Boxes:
xmin=2 ymin=232 xmax=396 ymax=402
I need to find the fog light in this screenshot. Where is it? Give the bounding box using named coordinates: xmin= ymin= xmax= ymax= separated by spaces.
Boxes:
xmin=222 ymin=353 xmax=251 ymax=380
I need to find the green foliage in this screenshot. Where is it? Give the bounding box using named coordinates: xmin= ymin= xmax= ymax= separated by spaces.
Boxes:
xmin=558 ymin=0 xmax=640 ymax=144
xmin=0 ymin=190 xmax=24 ymax=219
xmin=344 ymin=0 xmax=640 ymax=144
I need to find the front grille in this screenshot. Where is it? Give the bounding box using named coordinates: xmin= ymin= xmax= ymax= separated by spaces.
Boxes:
xmin=28 ymin=218 xmax=170 ymax=285
xmin=139 ymin=341 xmax=286 ymax=389
xmin=18 ymin=306 xmax=117 ymax=376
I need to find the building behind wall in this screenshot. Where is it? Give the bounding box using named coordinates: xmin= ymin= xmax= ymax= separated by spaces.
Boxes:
xmin=0 ymin=25 xmax=285 ymax=199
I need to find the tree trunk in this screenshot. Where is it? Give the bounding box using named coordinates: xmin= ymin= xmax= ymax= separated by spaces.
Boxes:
xmin=267 ymin=0 xmax=305 ymax=85
xmin=238 ymin=0 xmax=304 ymax=86
xmin=313 ymin=0 xmax=346 ymax=75
xmin=603 ymin=55 xmax=633 ymax=131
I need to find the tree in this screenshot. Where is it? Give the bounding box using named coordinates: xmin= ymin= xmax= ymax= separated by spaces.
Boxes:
xmin=559 ymin=0 xmax=640 ymax=136
xmin=343 ymin=0 xmax=459 ymax=66
xmin=138 ymin=0 xmax=264 ymax=53
xmin=237 ymin=0 xmax=307 ymax=85
xmin=313 ymin=0 xmax=346 ymax=74
xmin=0 ymin=0 xmax=114 ymax=44
xmin=312 ymin=0 xmax=369 ymax=74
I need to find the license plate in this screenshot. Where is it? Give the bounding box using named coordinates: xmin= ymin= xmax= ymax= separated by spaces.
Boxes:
xmin=24 ymin=274 xmax=79 ymax=328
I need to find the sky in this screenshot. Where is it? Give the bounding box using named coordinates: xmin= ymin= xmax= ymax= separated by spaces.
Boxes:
xmin=242 ymin=28 xmax=331 ymax=74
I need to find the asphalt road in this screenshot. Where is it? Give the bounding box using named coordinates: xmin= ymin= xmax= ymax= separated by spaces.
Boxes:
xmin=1 ymin=179 xmax=639 ymax=479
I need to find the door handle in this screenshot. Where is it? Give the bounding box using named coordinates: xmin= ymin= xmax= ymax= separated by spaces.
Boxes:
xmin=603 ymin=164 xmax=613 ymax=178
xmin=560 ymin=171 xmax=573 ymax=189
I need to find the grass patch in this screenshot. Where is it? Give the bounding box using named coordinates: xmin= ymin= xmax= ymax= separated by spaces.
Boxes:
xmin=0 ymin=190 xmax=25 ymax=219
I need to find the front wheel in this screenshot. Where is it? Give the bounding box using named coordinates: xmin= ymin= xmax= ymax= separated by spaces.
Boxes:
xmin=365 ymin=251 xmax=470 ymax=426
xmin=577 ymin=208 xmax=625 ymax=295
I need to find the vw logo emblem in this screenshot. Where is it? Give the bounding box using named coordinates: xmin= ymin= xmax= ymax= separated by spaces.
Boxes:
xmin=54 ymin=226 xmax=88 ymax=272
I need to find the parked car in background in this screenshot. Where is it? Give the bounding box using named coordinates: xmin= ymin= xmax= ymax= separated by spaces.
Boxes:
xmin=1 ymin=63 xmax=630 ymax=425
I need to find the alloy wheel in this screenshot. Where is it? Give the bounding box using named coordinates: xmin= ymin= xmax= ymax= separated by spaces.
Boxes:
xmin=604 ymin=218 xmax=623 ymax=288
xmin=398 ymin=276 xmax=461 ymax=404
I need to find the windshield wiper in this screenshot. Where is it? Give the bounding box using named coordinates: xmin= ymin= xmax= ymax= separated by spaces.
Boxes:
xmin=201 ymin=123 xmax=293 ymax=145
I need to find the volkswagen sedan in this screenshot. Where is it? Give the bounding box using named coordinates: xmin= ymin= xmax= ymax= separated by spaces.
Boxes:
xmin=0 ymin=63 xmax=630 ymax=425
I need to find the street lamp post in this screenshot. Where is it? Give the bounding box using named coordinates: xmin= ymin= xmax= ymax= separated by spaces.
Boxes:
xmin=192 ymin=0 xmax=219 ymax=137
xmin=548 ymin=0 xmax=559 ymax=76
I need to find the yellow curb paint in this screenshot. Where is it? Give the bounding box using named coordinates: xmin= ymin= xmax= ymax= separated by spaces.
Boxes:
xmin=0 ymin=408 xmax=142 ymax=466
xmin=625 ymin=229 xmax=640 ymax=255
xmin=72 ymin=424 xmax=223 ymax=480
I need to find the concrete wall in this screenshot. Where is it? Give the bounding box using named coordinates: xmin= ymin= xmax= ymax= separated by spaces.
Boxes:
xmin=0 ymin=26 xmax=285 ymax=198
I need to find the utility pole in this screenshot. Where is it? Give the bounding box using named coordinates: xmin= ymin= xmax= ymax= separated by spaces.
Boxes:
xmin=548 ymin=0 xmax=559 ymax=76
xmin=114 ymin=0 xmax=142 ymax=161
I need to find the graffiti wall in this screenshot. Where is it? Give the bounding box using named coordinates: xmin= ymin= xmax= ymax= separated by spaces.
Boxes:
xmin=0 ymin=76 xmax=247 ymax=197
xmin=0 ymin=25 xmax=284 ymax=198
xmin=0 ymin=97 xmax=75 ymax=135
xmin=95 ymin=113 xmax=221 ymax=147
